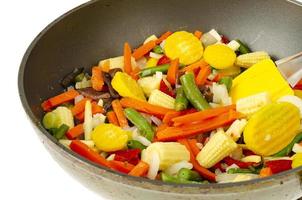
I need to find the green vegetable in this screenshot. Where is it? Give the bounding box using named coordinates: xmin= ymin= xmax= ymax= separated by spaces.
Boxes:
xmin=75 ymin=72 xmax=85 ymax=82
xmin=175 ymin=87 xmax=189 ymax=111
xmin=53 ymin=124 xmax=69 ymax=140
xmin=227 ymin=168 xmax=258 ymax=174
xmin=273 ymin=132 xmax=302 ymax=157
xmin=42 ymin=112 xmax=61 ymax=129
xmin=180 ymin=73 xmax=210 ymax=111
xmin=161 ymin=173 xmax=204 ymax=184
xmin=219 ymin=76 xmax=233 ymax=92
xmin=236 ymin=40 xmax=251 ymax=54
xmin=124 ymin=108 xmax=154 ymax=141
xmin=177 ymin=168 xmax=202 ymax=181
xmin=139 ymin=64 xmax=170 ymax=77
xmin=153 ymin=45 xmax=164 ymax=54
xmin=127 ymin=140 xmax=147 ymax=150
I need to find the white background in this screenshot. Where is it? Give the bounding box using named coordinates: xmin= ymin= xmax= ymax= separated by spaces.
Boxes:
xmin=1 ymin=1 xmax=106 ymax=199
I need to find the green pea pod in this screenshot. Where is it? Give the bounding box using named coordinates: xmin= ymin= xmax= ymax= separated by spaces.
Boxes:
xmin=153 ymin=45 xmax=164 ymax=54
xmin=180 ymin=73 xmax=210 ymax=111
xmin=177 ymin=168 xmax=202 ymax=181
xmin=127 ymin=140 xmax=147 ymax=150
xmin=273 ymin=132 xmax=302 ymax=157
xmin=53 ymin=124 xmax=70 ymax=140
xmin=236 ymin=40 xmax=251 ymax=54
xmin=175 ymin=87 xmax=189 ymax=111
xmin=227 ymin=168 xmax=257 ymax=174
xmin=139 ymin=64 xmax=170 ymax=77
xmin=124 ymin=108 xmax=154 ymax=141
xmin=219 ymin=77 xmax=233 ymax=92
xmin=161 ymin=173 xmax=204 ymax=184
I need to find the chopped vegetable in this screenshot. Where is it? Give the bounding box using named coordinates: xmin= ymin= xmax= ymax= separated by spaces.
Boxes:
xmin=42 ymin=112 xmax=61 ymax=129
xmin=174 ymin=87 xmax=189 ymax=111
xmin=139 ymin=64 xmax=170 ymax=77
xmin=144 ymin=35 xmax=158 ymax=44
xmin=219 ymin=76 xmax=233 ymax=92
xmin=201 ymin=29 xmax=221 ymax=47
xmin=227 ymin=168 xmax=257 ymax=174
xmin=166 ymin=58 xmax=179 ymax=85
xmin=293 ymin=143 xmax=302 ymax=153
xmin=152 ymin=45 xmax=164 ymax=54
xmin=241 ymin=155 xmax=261 ymax=163
xmin=164 ymin=160 xmax=193 ymax=176
xmin=194 ymin=30 xmax=203 ymax=39
xmin=99 ymin=56 xmax=137 ymax=71
xmin=123 ymin=42 xmax=133 ymax=75
xmin=155 ymin=31 xmax=172 ymax=45
xmin=227 ymin=40 xmax=240 ymax=51
xmin=71 ymin=98 xmax=90 ymax=116
xmin=109 ymin=160 xmax=135 ymax=174
xmin=204 ymin=44 xmax=236 ymax=69
xmin=273 ymin=132 xmax=302 ymax=157
xmin=148 ymin=89 xmax=175 ymax=109
xmin=259 ymin=167 xmax=273 ymax=178
xmin=112 ymin=99 xmax=128 ymax=128
xmin=106 ymin=111 xmax=119 ymax=126
xmin=146 ymin=57 xmax=159 ymax=68
xmin=52 ymin=124 xmax=70 ymax=140
xmin=132 ymin=40 xmax=157 ymax=60
xmin=225 ymin=119 xmax=247 ymax=141
xmin=212 ymin=83 xmax=232 ymax=106
xmin=180 ymin=73 xmax=210 ymax=111
xmin=236 ymin=51 xmax=270 ymax=68
xmin=195 ymin=65 xmax=211 ymax=86
xmin=180 ymin=59 xmax=208 ymax=73
xmin=292 ymin=153 xmax=302 ymax=168
xmin=278 ymin=95 xmax=302 ymax=117
xmin=128 ymin=161 xmax=149 ymax=177
xmin=127 ymin=140 xmax=147 ymax=150
xmin=265 ymin=159 xmax=292 ymax=174
xmin=42 ymin=89 xmax=79 ymax=111
xmin=244 ymin=102 xmax=300 ymax=156
xmin=137 ymin=73 xmax=162 ymax=96
xmin=83 ymin=101 xmax=93 ymax=140
xmin=66 ymin=124 xmax=84 ymax=139
xmin=236 ymin=39 xmax=251 ymax=54
xmin=91 ymin=66 xmax=104 ymax=91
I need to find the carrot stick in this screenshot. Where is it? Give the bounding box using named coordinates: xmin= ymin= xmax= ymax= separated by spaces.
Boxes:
xmin=156 ymin=123 xmax=169 ymax=132
xmin=66 ymin=124 xmax=84 ymax=139
xmin=178 ymin=139 xmax=216 ymax=182
xmin=172 ymin=104 xmax=236 ymax=126
xmin=188 ymin=139 xmax=200 ymax=157
xmin=91 ymin=66 xmax=104 ymax=91
xmin=180 ymin=59 xmax=208 ymax=73
xmin=132 ymin=40 xmax=156 ymax=60
xmin=166 ymin=58 xmax=179 ymax=85
xmin=162 ymin=111 xmax=182 ymax=125
xmin=109 ymin=161 xmax=135 ymax=174
xmin=71 ymin=98 xmax=90 ymax=116
xmin=107 ymin=111 xmax=120 ymax=126
xmin=212 ymin=73 xmax=224 ymax=82
xmin=128 ymin=161 xmax=149 ymax=177
xmin=100 ymin=60 xmax=110 ymax=72
xmin=130 ymin=67 xmax=141 ymax=80
xmin=120 ymin=97 xmax=174 ymax=116
xmin=124 ymin=42 xmax=132 ymax=75
xmin=157 ymin=110 xmax=242 ymax=141
xmin=195 ymin=65 xmax=211 ymax=86
xmin=42 ymin=89 xmax=79 ymax=111
xmin=259 ymin=167 xmax=273 ymax=178
xmin=155 ymin=31 xmax=173 ymax=44
xmin=112 ymin=99 xmax=129 ymax=128
xmin=75 ymin=102 xmax=104 ymax=121
xmin=194 ymin=30 xmax=203 ymax=39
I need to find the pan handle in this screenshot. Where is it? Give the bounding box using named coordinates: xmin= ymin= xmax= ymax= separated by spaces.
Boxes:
xmin=287 ymin=0 xmax=302 ymax=7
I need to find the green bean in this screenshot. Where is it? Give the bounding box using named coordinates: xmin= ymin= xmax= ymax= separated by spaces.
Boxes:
xmin=236 ymin=40 xmax=251 ymax=54
xmin=273 ymin=132 xmax=302 ymax=157
xmin=127 ymin=140 xmax=147 ymax=150
xmin=219 ymin=76 xmax=233 ymax=92
xmin=161 ymin=173 xmax=204 ymax=184
xmin=177 ymin=168 xmax=202 ymax=181
xmin=227 ymin=168 xmax=257 ymax=174
xmin=175 ymin=87 xmax=189 ymax=111
xmin=139 ymin=64 xmax=170 ymax=77
xmin=74 ymin=72 xmax=85 ymax=82
xmin=152 ymin=45 xmax=164 ymax=54
xmin=124 ymin=108 xmax=154 ymax=141
xmin=180 ymin=73 xmax=210 ymax=111
xmin=53 ymin=124 xmax=69 ymax=140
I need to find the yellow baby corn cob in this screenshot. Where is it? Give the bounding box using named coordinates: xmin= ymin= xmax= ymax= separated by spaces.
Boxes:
xmin=244 ymin=102 xmax=300 ymax=156
xmin=235 ymin=51 xmax=270 ymax=68
xmin=148 ymin=89 xmax=175 ymax=109
xmin=226 ymin=119 xmax=247 ymax=141
xmin=146 ymin=57 xmax=159 ymax=68
xmin=196 ymin=131 xmax=238 ymax=168
xmin=236 ymin=92 xmax=271 ymax=117
xmin=141 ymin=142 xmax=190 ymax=170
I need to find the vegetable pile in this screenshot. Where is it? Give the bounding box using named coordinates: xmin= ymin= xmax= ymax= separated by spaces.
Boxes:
xmin=41 ymin=29 xmax=302 ymax=184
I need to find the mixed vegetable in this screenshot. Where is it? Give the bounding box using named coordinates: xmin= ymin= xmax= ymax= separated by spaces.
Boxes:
xmin=41 ymin=29 xmax=302 ymax=184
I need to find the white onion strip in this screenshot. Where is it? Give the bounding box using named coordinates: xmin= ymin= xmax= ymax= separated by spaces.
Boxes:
xmin=147 ymin=152 xmax=160 ymax=180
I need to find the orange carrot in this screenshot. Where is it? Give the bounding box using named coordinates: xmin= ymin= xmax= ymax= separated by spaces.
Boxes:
xmin=212 ymin=73 xmax=224 ymax=82
xmin=162 ymin=111 xmax=182 ymax=125
xmin=75 ymin=102 xmax=104 ymax=121
xmin=156 ymin=123 xmax=169 ymax=132
xmin=120 ymin=97 xmax=174 ymax=116
xmin=109 ymin=161 xmax=135 ymax=174
xmin=180 ymin=59 xmax=208 ymax=73
xmin=157 ymin=110 xmax=242 ymax=141
xmin=130 ymin=67 xmax=141 ymax=80
xmin=100 ymin=60 xmax=110 ymax=72
xmin=166 ymin=58 xmax=179 ymax=85
xmin=66 ymin=124 xmax=84 ymax=139
xmin=128 ymin=161 xmax=149 ymax=177
xmin=155 ymin=31 xmax=173 ymax=44
xmin=188 ymin=139 xmax=200 ymax=157
xmin=41 ymin=89 xmax=79 ymax=111
xmin=71 ymin=98 xmax=90 ymax=116
xmin=194 ymin=30 xmax=203 ymax=39
xmin=124 ymin=42 xmax=132 ymax=75
xmin=260 ymin=167 xmax=273 ymax=178
xmin=132 ymin=40 xmax=156 ymax=60
xmin=112 ymin=99 xmax=129 ymax=128
xmin=195 ymin=65 xmax=211 ymax=86
xmin=178 ymin=139 xmax=216 ymax=182
xmin=107 ymin=111 xmax=119 ymax=126
xmin=172 ymin=104 xmax=236 ymax=126
xmin=91 ymin=66 xmax=104 ymax=91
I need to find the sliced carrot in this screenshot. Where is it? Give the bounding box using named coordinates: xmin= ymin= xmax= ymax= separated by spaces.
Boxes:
xmin=91 ymin=66 xmax=104 ymax=91
xmin=75 ymin=102 xmax=104 ymax=121
xmin=66 ymin=124 xmax=84 ymax=139
xmin=157 ymin=110 xmax=242 ymax=141
xmin=162 ymin=111 xmax=182 ymax=125
xmin=178 ymin=139 xmax=216 ymax=182
xmin=71 ymin=98 xmax=90 ymax=116
xmin=112 ymin=99 xmax=129 ymax=128
xmin=194 ymin=30 xmax=203 ymax=39
xmin=124 ymin=42 xmax=132 ymax=75
xmin=128 ymin=161 xmax=149 ymax=177
xmin=180 ymin=59 xmax=208 ymax=73
xmin=132 ymin=40 xmax=156 ymax=60
xmin=120 ymin=97 xmax=174 ymax=116
xmin=107 ymin=111 xmax=119 ymax=126
xmin=166 ymin=58 xmax=179 ymax=85
xmin=109 ymin=160 xmax=135 ymax=174
xmin=130 ymin=67 xmax=141 ymax=80
xmin=212 ymin=73 xmax=224 ymax=82
xmin=260 ymin=167 xmax=273 ymax=178
xmin=41 ymin=89 xmax=79 ymax=111
xmin=172 ymin=104 xmax=236 ymax=126
xmin=155 ymin=31 xmax=173 ymax=45
xmin=188 ymin=139 xmax=200 ymax=157
xmin=100 ymin=60 xmax=110 ymax=72
xmin=195 ymin=65 xmax=211 ymax=86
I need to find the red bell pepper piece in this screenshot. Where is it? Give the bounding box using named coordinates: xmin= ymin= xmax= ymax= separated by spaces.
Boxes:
xmin=212 ymin=162 xmax=225 ymax=172
xmin=113 ymin=149 xmax=141 ymax=165
xmin=265 ymin=160 xmax=292 ymax=174
xmin=158 ymin=55 xmax=170 ymax=65
xmin=223 ymin=156 xmax=254 ymax=168
xmin=243 ymin=149 xmax=256 ymax=156
xmin=221 ymin=35 xmax=230 ymax=44
xmin=159 ymin=80 xmax=175 ymax=97
xmin=109 ymin=160 xmax=135 ymax=174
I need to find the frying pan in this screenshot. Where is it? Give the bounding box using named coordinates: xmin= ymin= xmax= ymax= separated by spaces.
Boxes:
xmin=18 ymin=0 xmax=302 ymax=199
